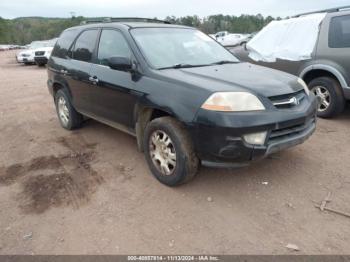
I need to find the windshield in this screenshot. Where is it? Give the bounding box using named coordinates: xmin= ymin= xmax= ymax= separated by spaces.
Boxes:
xmin=131 ymin=28 xmax=239 ymax=69
xmin=47 ymin=38 xmax=57 ymax=47
xmin=29 ymin=41 xmax=49 ymax=49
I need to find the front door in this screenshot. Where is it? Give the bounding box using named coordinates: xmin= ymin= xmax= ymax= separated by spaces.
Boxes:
xmin=89 ymin=29 xmax=141 ymax=129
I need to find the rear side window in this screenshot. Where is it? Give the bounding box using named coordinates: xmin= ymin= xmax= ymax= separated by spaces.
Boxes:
xmin=329 ymin=15 xmax=350 ymax=48
xmin=52 ymin=29 xmax=79 ymax=59
xmin=72 ymin=30 xmax=99 ymax=62
xmin=97 ymin=29 xmax=131 ymax=65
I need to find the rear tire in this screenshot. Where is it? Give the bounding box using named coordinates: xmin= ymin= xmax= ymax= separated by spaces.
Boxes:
xmin=143 ymin=117 xmax=199 ymax=186
xmin=309 ymin=77 xmax=345 ymax=118
xmin=54 ymin=89 xmax=83 ymax=130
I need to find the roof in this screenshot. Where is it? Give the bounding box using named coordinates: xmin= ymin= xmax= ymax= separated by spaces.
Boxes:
xmin=67 ymin=21 xmax=192 ymax=31
xmin=294 ymin=5 xmax=350 ymax=17
xmin=118 ymin=22 xmax=191 ymax=29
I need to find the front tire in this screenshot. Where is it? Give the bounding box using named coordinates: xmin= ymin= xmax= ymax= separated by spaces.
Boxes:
xmin=309 ymin=77 xmax=345 ymax=118
xmin=144 ymin=117 xmax=199 ymax=186
xmin=54 ymin=89 xmax=83 ymax=130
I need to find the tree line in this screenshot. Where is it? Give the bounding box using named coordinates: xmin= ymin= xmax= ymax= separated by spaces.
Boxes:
xmin=166 ymin=14 xmax=277 ymax=34
xmin=0 ymin=16 xmax=84 ymax=45
xmin=0 ymin=14 xmax=279 ymax=45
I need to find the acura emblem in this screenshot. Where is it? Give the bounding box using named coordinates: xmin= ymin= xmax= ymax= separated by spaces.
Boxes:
xmin=289 ymin=97 xmax=299 ymax=105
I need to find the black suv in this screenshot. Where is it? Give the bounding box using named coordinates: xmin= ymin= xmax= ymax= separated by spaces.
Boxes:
xmin=47 ymin=18 xmax=317 ymax=186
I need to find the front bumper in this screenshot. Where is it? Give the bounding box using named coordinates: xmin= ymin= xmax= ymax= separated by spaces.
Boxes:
xmin=16 ymin=55 xmax=25 ymax=63
xmin=34 ymin=56 xmax=48 ymax=65
xmin=189 ymin=93 xmax=318 ymax=167
xmin=18 ymin=56 xmax=35 ymax=63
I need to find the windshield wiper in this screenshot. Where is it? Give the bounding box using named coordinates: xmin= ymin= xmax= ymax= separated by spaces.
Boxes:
xmin=158 ymin=61 xmax=238 ymax=70
xmin=159 ymin=63 xmax=204 ymax=70
xmin=210 ymin=60 xmax=239 ymax=65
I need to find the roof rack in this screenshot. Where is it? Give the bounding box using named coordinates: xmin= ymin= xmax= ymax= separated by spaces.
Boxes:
xmin=80 ymin=17 xmax=171 ymax=25
xmin=294 ymin=5 xmax=350 ymax=17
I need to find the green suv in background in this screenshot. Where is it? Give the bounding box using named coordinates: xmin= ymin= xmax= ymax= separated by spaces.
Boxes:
xmin=231 ymin=6 xmax=350 ymax=118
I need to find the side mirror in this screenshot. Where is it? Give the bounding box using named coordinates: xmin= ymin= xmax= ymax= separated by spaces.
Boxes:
xmin=108 ymin=56 xmax=132 ymax=71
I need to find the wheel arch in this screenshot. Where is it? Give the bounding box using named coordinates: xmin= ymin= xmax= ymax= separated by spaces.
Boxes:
xmin=300 ymin=65 xmax=348 ymax=88
xmin=52 ymin=81 xmax=72 ymax=99
xmin=134 ymin=105 xmax=176 ymax=152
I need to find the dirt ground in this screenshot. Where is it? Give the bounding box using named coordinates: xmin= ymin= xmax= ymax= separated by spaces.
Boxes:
xmin=0 ymin=50 xmax=350 ymax=255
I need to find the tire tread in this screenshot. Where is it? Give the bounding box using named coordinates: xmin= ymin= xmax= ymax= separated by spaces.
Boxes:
xmin=55 ymin=88 xmax=83 ymax=130
xmin=144 ymin=116 xmax=199 ymax=186
xmin=309 ymin=76 xmax=345 ymax=118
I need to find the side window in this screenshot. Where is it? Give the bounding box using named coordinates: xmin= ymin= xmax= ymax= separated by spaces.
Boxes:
xmin=329 ymin=15 xmax=350 ymax=48
xmin=97 ymin=30 xmax=132 ymax=65
xmin=52 ymin=29 xmax=79 ymax=59
xmin=72 ymin=30 xmax=99 ymax=62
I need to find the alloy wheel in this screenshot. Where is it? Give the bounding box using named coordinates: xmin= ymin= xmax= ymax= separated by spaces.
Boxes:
xmin=57 ymin=96 xmax=70 ymax=126
xmin=311 ymin=86 xmax=331 ymax=112
xmin=149 ymin=130 xmax=177 ymax=176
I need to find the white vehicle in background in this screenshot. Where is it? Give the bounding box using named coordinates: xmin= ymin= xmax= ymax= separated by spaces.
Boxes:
xmin=34 ymin=38 xmax=57 ymax=66
xmin=214 ymin=31 xmax=230 ymax=39
xmin=16 ymin=41 xmax=49 ymax=65
xmin=210 ymin=31 xmax=251 ymax=47
xmin=209 ymin=31 xmax=229 ymax=40
xmin=0 ymin=45 xmax=9 ymax=51
xmin=217 ymin=33 xmax=251 ymax=47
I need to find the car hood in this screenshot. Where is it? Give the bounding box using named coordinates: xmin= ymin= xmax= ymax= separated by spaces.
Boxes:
xmin=157 ymin=62 xmax=302 ymax=97
xmin=34 ymin=47 xmax=53 ymax=52
xmin=18 ymin=49 xmax=34 ymax=56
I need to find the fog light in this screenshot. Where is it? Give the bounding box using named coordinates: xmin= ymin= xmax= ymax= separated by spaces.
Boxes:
xmin=243 ymin=132 xmax=267 ymax=145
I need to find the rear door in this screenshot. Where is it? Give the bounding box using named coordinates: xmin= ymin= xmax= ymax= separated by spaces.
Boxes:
xmin=316 ymin=13 xmax=350 ymax=86
xmin=48 ymin=29 xmax=79 ymax=95
xmin=88 ymin=29 xmax=141 ymax=129
xmin=66 ymin=29 xmax=100 ymax=113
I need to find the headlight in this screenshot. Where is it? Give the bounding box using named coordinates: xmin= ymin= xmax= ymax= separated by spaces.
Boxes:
xmin=201 ymin=92 xmax=265 ymax=112
xmin=297 ymin=78 xmax=310 ymax=96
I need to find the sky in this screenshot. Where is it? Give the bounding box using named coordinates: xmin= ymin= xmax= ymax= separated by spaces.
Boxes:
xmin=1 ymin=0 xmax=349 ymax=19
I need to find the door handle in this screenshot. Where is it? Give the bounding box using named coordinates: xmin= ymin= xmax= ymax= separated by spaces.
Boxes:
xmin=88 ymin=76 xmax=99 ymax=84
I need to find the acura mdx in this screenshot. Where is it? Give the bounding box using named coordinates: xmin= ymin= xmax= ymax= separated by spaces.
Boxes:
xmin=47 ymin=18 xmax=318 ymax=186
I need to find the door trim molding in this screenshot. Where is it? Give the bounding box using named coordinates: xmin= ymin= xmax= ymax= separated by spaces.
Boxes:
xmin=79 ymin=110 xmax=136 ymax=137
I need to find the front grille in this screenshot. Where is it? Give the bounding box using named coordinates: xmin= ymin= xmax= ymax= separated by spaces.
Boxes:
xmin=268 ymin=118 xmax=315 ymax=144
xmin=35 ymin=51 xmax=45 ymax=56
xmin=269 ymin=90 xmax=305 ymax=109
